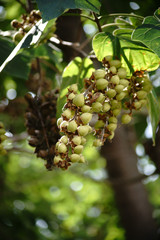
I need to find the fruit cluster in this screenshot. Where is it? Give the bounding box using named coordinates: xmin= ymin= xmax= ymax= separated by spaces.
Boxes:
xmin=11 ymin=10 xmax=41 ymax=44
xmin=25 ymin=90 xmax=60 ymax=170
xmin=54 ymin=56 xmax=152 ymax=169
xmin=0 ymin=122 xmax=7 ymax=155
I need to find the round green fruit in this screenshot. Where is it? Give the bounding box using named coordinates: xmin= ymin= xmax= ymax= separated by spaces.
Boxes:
xmin=107 ymin=123 xmax=117 ymax=131
xmin=110 ymin=66 xmax=117 ymax=74
xmin=69 ymin=84 xmax=78 ymax=93
xmin=93 ymin=69 xmax=106 ymax=79
xmin=72 ymin=136 xmax=81 ymax=145
xmin=70 ymin=154 xmax=80 ymax=163
xmin=106 ymin=89 xmax=117 ymax=98
xmin=93 ymin=139 xmax=102 ymax=147
xmin=110 ymin=75 xmax=120 ymax=85
xmin=96 ymin=79 xmax=108 ymax=90
xmin=121 ymin=114 xmax=132 ymax=124
xmin=108 ymin=117 xmax=118 ymax=124
xmin=58 ymin=143 xmax=67 ymax=153
xmin=117 ymin=68 xmax=127 ymax=78
xmin=62 ymin=109 xmax=72 ymax=119
xmin=103 ymin=102 xmax=111 ymax=112
xmin=60 ymin=136 xmax=68 ymax=144
xmin=80 ymin=113 xmax=92 ymax=124
xmin=109 ymin=60 xmax=121 ymax=68
xmin=81 ymin=105 xmax=91 ymax=113
xmin=73 ymin=94 xmax=85 ymax=107
xmin=115 ymin=84 xmax=124 ymax=93
xmin=67 ymin=120 xmax=77 ymax=132
xmin=78 ymin=125 xmax=89 ymax=136
xmin=74 ymin=145 xmax=83 ymax=154
xmin=92 ymin=102 xmax=102 ymax=112
xmin=136 ymin=90 xmax=147 ymax=100
xmin=54 ymin=155 xmax=62 ymax=164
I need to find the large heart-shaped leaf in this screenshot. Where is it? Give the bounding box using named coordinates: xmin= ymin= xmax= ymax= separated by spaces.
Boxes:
xmin=36 ymin=0 xmax=101 ymax=21
xmin=92 ymin=32 xmax=160 ymax=75
xmin=132 ymin=12 xmax=160 ymax=58
xmin=57 ymin=57 xmax=94 ymax=118
xmin=147 ymin=89 xmax=160 ymax=145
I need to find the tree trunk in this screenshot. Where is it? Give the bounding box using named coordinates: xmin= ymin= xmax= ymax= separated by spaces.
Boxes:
xmin=101 ymin=126 xmax=157 ymax=240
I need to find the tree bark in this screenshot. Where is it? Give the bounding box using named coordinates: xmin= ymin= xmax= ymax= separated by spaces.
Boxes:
xmin=101 ymin=126 xmax=157 ymax=240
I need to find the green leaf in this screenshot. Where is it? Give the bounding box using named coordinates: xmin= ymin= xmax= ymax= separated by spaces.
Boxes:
xmin=113 ymin=28 xmax=133 ymax=40
xmin=92 ymin=32 xmax=160 ymax=75
xmin=0 ymin=20 xmax=47 ymax=73
xmin=57 ymin=57 xmax=94 ymax=118
xmin=0 ymin=37 xmax=30 ymax=79
xmin=36 ymin=0 xmax=101 ymax=21
xmin=147 ymin=89 xmax=160 ymax=145
xmin=115 ymin=17 xmax=134 ymax=29
xmin=132 ymin=15 xmax=160 ymax=58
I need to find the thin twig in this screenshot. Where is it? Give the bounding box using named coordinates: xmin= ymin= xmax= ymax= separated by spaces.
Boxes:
xmin=100 ymin=13 xmax=144 ymax=20
xmin=93 ymin=12 xmax=102 ymax=32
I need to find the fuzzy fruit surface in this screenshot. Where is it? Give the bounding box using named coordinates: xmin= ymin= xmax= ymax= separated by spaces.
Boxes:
xmin=58 ymin=143 xmax=67 ymax=153
xmin=94 ymin=120 xmax=105 ymax=129
xmin=69 ymin=84 xmax=78 ymax=93
xmin=107 ymin=123 xmax=117 ymax=131
xmin=96 ymin=79 xmax=108 ymax=90
xmin=117 ymin=68 xmax=127 ymax=78
xmin=110 ymin=60 xmax=121 ymax=68
xmin=136 ymin=90 xmax=147 ymax=100
xmin=93 ymin=139 xmax=102 ymax=147
xmin=78 ymin=126 xmax=89 ymax=136
xmin=72 ymin=136 xmax=81 ymax=145
xmin=107 ymin=89 xmax=116 ymax=98
xmin=74 ymin=145 xmax=83 ymax=154
xmin=121 ymin=114 xmax=132 ymax=124
xmin=92 ymin=102 xmax=102 ymax=112
xmin=54 ymin=156 xmax=62 ymax=164
xmin=67 ymin=120 xmax=77 ymax=132
xmin=73 ymin=94 xmax=84 ymax=107
xmin=80 ymin=113 xmax=92 ymax=124
xmin=62 ymin=109 xmax=72 ymax=119
xmin=110 ymin=75 xmax=120 ymax=85
xmin=60 ymin=136 xmax=68 ymax=144
xmin=81 ymin=105 xmax=91 ymax=113
xmin=70 ymin=154 xmax=80 ymax=163
xmin=103 ymin=102 xmax=111 ymax=112
xmin=94 ymin=69 xmax=106 ymax=79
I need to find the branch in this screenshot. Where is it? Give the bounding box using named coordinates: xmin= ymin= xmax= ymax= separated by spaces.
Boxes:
xmin=92 ymin=12 xmax=102 ymax=32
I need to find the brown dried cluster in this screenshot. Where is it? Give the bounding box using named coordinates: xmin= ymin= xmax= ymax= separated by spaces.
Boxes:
xmin=25 ymin=89 xmax=60 ymax=170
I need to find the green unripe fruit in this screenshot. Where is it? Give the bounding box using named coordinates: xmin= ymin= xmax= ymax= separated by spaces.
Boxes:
xmin=96 ymin=93 xmax=105 ymax=103
xmin=81 ymin=137 xmax=86 ymax=145
xmin=60 ymin=136 xmax=68 ymax=144
xmin=60 ymin=120 xmax=68 ymax=129
xmin=117 ymin=68 xmax=127 ymax=78
xmin=103 ymin=102 xmax=111 ymax=112
xmin=93 ymin=69 xmax=106 ymax=79
xmin=67 ymin=120 xmax=77 ymax=132
xmin=119 ymin=79 xmax=129 ymax=87
xmin=69 ymin=84 xmax=78 ymax=93
xmin=115 ymin=84 xmax=124 ymax=93
xmin=94 ymin=120 xmax=105 ymax=129
xmin=0 ymin=129 xmax=6 ymax=135
xmin=106 ymin=89 xmax=116 ymax=98
xmin=109 ymin=60 xmax=121 ymax=68
xmin=55 ymin=141 xmax=60 ymax=150
xmin=139 ymin=99 xmax=147 ymax=107
xmin=0 ymin=122 xmax=4 ymax=128
xmin=133 ymin=101 xmax=142 ymax=110
xmin=121 ymin=114 xmax=132 ymax=124
xmin=68 ymin=92 xmax=75 ymax=100
xmin=23 ymin=24 xmax=32 ymax=32
xmin=74 ymin=145 xmax=83 ymax=154
xmin=54 ymin=155 xmax=62 ymax=164
xmin=135 ymin=77 xmax=144 ymax=83
xmin=87 ymin=125 xmax=93 ymax=133
xmin=73 ymin=94 xmax=84 ymax=107
xmin=142 ymin=82 xmax=152 ymax=92
xmin=81 ymin=105 xmax=91 ymax=113
xmin=111 ymin=100 xmax=121 ymax=109
xmin=108 ymin=131 xmax=115 ymax=140
xmin=13 ymin=31 xmax=23 ymax=43
xmin=108 ymin=117 xmax=118 ymax=124
xmin=79 ymin=155 xmax=85 ymax=163
xmin=78 ymin=125 xmax=89 ymax=136
xmin=72 ymin=136 xmax=81 ymax=145
xmin=107 ymin=123 xmax=117 ymax=131
xmin=112 ymin=108 xmax=121 ymax=116
xmin=57 ymin=117 xmax=63 ymax=127
xmin=62 ymin=109 xmax=72 ymax=119
xmin=110 ymin=75 xmax=120 ymax=85
xmin=116 ymin=92 xmax=126 ymax=101
xmin=92 ymin=102 xmax=102 ymax=112
xmin=136 ymin=90 xmax=147 ymax=100
xmin=93 ymin=139 xmax=102 ymax=147
xmin=58 ymin=143 xmax=67 ymax=153
xmin=105 ymin=55 xmax=113 ymax=61
xmin=70 ymin=154 xmax=80 ymax=163
xmin=80 ymin=113 xmax=92 ymax=124
xmin=96 ymin=79 xmax=108 ymax=90
xmin=110 ymin=66 xmax=117 ymax=74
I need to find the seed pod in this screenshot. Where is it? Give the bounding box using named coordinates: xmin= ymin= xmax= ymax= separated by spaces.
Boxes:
xmin=117 ymin=68 xmax=127 ymax=78
xmin=107 ymin=123 xmax=117 ymax=131
xmin=67 ymin=120 xmax=77 ymax=132
xmin=60 ymin=136 xmax=68 ymax=144
xmin=73 ymin=94 xmax=84 ymax=107
xmin=62 ymin=109 xmax=72 ymax=119
xmin=57 ymin=117 xmax=63 ymax=127
xmin=94 ymin=120 xmax=105 ymax=129
xmin=74 ymin=145 xmax=83 ymax=154
xmin=96 ymin=79 xmax=108 ymax=90
xmin=136 ymin=90 xmax=147 ymax=100
xmin=92 ymin=102 xmax=102 ymax=112
xmin=121 ymin=114 xmax=132 ymax=124
xmin=60 ymin=120 xmax=68 ymax=129
xmin=119 ymin=79 xmax=129 ymax=87
xmin=70 ymin=154 xmax=80 ymax=163
xmin=115 ymin=84 xmax=124 ymax=93
xmin=110 ymin=75 xmax=120 ymax=85
xmin=116 ymin=92 xmax=126 ymax=101
xmin=112 ymin=108 xmax=121 ymax=116
xmin=103 ymin=102 xmax=111 ymax=112
xmin=81 ymin=137 xmax=87 ymax=145
xmin=109 ymin=60 xmax=121 ymax=68
xmin=81 ymin=105 xmax=91 ymax=113
xmin=54 ymin=155 xmax=62 ymax=164
xmin=79 ymin=155 xmax=85 ymax=163
xmin=106 ymin=89 xmax=117 ymax=98
xmin=139 ymin=99 xmax=147 ymax=107
xmin=95 ymin=93 xmax=105 ymax=103
xmin=108 ymin=131 xmax=115 ymax=140
xmin=105 ymin=55 xmax=113 ymax=61
xmin=111 ymin=100 xmax=121 ymax=109
xmin=78 ymin=125 xmax=89 ymax=136
xmin=133 ymin=101 xmax=142 ymax=110
xmin=80 ymin=113 xmax=92 ymax=125
xmin=58 ymin=143 xmax=67 ymax=153
xmin=68 ymin=92 xmax=75 ymax=100
xmin=93 ymin=139 xmax=102 ymax=147
xmin=69 ymin=84 xmax=78 ymax=93
xmin=110 ymin=66 xmax=117 ymax=74
xmin=108 ymin=117 xmax=118 ymax=124
xmin=13 ymin=31 xmax=23 ymax=43
xmin=93 ymin=69 xmax=106 ymax=79
xmin=72 ymin=136 xmax=81 ymax=145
